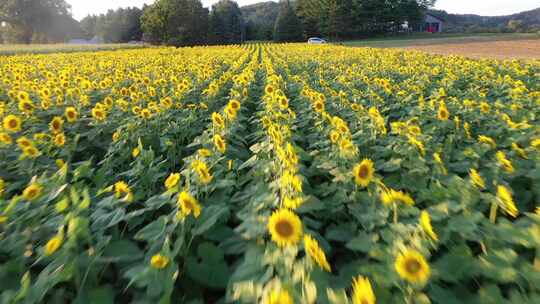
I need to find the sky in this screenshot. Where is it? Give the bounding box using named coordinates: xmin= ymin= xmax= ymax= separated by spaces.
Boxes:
xmin=68 ymin=0 xmax=540 ymax=21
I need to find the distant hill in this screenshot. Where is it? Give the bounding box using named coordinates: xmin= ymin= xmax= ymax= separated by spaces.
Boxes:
xmin=240 ymin=2 xmax=540 ymax=36
xmin=429 ymin=7 xmax=540 ymax=32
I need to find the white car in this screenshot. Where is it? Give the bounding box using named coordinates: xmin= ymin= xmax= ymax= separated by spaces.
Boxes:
xmin=308 ymin=37 xmax=327 ymax=44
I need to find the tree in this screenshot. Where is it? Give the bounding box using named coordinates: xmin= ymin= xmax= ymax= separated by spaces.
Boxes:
xmin=274 ymin=0 xmax=303 ymax=42
xmin=507 ymin=20 xmax=525 ymax=32
xmin=0 ymin=0 xmax=71 ymax=43
xmin=209 ymin=0 xmax=244 ymax=44
xmin=141 ymin=0 xmax=209 ymax=46
xmin=241 ymin=1 xmax=280 ymax=41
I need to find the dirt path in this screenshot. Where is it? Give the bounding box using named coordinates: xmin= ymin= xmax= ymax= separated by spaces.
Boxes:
xmin=402 ymin=39 xmax=540 ymax=60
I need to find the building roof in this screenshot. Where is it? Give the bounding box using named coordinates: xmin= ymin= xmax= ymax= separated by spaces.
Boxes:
xmin=425 ymin=13 xmax=445 ymax=22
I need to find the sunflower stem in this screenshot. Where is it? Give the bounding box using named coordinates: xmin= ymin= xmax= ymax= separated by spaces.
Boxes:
xmin=489 ymin=201 xmax=498 ymax=223
xmin=393 ymin=203 xmax=398 ymax=224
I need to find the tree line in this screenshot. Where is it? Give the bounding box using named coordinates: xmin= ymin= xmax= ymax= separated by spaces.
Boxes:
xmin=1 ymin=0 xmax=440 ymax=45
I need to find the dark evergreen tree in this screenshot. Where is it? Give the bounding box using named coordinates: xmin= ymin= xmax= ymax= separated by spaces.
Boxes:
xmin=209 ymin=0 xmax=244 ymax=44
xmin=273 ymin=0 xmax=303 ymax=42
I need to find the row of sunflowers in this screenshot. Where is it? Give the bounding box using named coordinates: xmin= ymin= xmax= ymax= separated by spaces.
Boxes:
xmin=0 ymin=43 xmax=539 ymax=303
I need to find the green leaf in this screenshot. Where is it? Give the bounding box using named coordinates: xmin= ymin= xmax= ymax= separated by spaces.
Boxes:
xmin=88 ymin=286 xmax=115 ymax=304
xmin=192 ymin=205 xmax=229 ymax=236
xmin=345 ymin=232 xmax=373 ymax=252
xmin=103 ymin=240 xmax=143 ymax=262
xmin=186 ymin=242 xmax=230 ymax=289
xmin=135 ymin=216 xmax=167 ymax=241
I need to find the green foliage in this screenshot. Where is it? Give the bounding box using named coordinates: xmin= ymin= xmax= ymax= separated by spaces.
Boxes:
xmin=273 ymin=0 xmax=304 ymax=42
xmin=0 ymin=0 xmax=77 ymax=43
xmin=141 ymin=0 xmax=209 ymax=46
xmin=429 ymin=7 xmax=540 ymax=33
xmin=242 ymin=2 xmax=280 ymax=41
xmin=80 ymin=7 xmax=143 ymax=43
xmin=209 ymin=0 xmax=244 ymax=44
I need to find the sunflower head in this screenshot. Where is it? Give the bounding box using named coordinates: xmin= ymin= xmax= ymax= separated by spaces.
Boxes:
xmin=213 ymin=134 xmax=226 ymax=153
xmin=380 ymin=189 xmax=415 ymax=206
xmin=177 ymin=191 xmax=201 ymax=218
xmin=3 ymin=115 xmax=22 ymax=133
xmin=50 ymin=117 xmax=64 ymax=134
xmin=150 ymin=254 xmax=170 ymax=269
xmin=437 ymin=107 xmax=449 ymax=121
xmin=268 ymin=209 xmax=303 ymax=247
xmin=164 ymin=173 xmax=181 ymax=190
xmin=266 ymin=289 xmax=293 ymax=304
xmin=352 ymin=276 xmax=376 ymax=304
xmin=65 ymin=107 xmax=78 ymax=122
xmin=353 ymin=159 xmax=374 ymax=187
xmin=304 ymin=235 xmax=331 ymax=272
xmin=395 ymin=249 xmax=431 ymax=285
xmin=420 ymin=211 xmax=438 ymax=241
xmin=44 ymin=235 xmax=63 ymax=256
xmin=469 ymin=169 xmax=485 ymax=189
xmin=23 ymin=183 xmax=43 ymax=201
xmin=54 ymin=133 xmax=66 ymax=147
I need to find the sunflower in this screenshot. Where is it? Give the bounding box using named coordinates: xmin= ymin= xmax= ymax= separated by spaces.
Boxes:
xmin=437 ymin=106 xmax=449 ymax=121
xmin=496 ymin=185 xmax=518 ymax=218
xmin=44 ymin=234 xmax=63 ymax=256
xmin=177 ymin=191 xmax=201 ymax=218
xmin=17 ymin=91 xmax=30 ymax=103
xmin=132 ymin=147 xmax=140 ymax=158
xmin=140 ymin=108 xmax=152 ymax=119
xmin=380 ymin=189 xmax=414 ymax=206
xmin=496 ymin=151 xmax=514 ymax=174
xmin=352 ymin=276 xmax=376 ymax=304
xmin=265 ymin=84 xmax=275 ymax=96
xmin=0 ymin=178 xmax=5 ymax=197
xmin=353 ymin=159 xmax=375 ymax=187
xmin=54 ymin=133 xmax=66 ymax=147
xmin=164 ymin=173 xmax=180 ymax=190
xmin=91 ymin=107 xmax=107 ymax=121
xmin=329 ymin=130 xmax=340 ymax=143
xmin=213 ymin=134 xmax=226 ymax=153
xmin=420 ymin=211 xmax=438 ymax=241
xmin=479 ymin=102 xmax=490 ymax=113
xmin=192 ymin=160 xmax=213 ymax=184
xmin=225 ymin=105 xmax=238 ymax=120
xmin=65 ymin=107 xmax=78 ymax=122
xmin=313 ymin=100 xmax=325 ymax=113
xmin=3 ymin=115 xmax=22 ymax=132
xmin=278 ymin=96 xmax=289 ymax=109
xmin=212 ymin=112 xmax=225 ymax=129
xmin=268 ymin=208 xmax=303 ymax=247
xmin=0 ymin=132 xmax=12 ymax=145
xmin=478 ymin=135 xmax=496 ymax=149
xmin=112 ymin=131 xmax=120 ymax=142
xmin=18 ymin=99 xmax=35 ymax=114
xmin=16 ymin=136 xmax=33 ymax=149
xmin=150 ymin=254 xmax=170 ymax=269
xmin=228 ymin=99 xmax=241 ymax=111
xmin=23 ymin=183 xmax=43 ymax=201
xmin=266 ymin=289 xmax=293 ymax=304
xmin=283 ymin=196 xmax=304 ymax=209
xmin=114 ymin=181 xmax=133 ymax=203
xmin=395 ymin=249 xmax=431 ymax=285
xmin=469 ymin=169 xmax=485 ymax=189
xmin=50 ymin=116 xmax=64 ymax=134
xmin=304 ymin=235 xmax=331 ymax=272
xmin=197 ymin=148 xmax=212 ymax=157
xmin=511 ymin=143 xmax=527 ymax=159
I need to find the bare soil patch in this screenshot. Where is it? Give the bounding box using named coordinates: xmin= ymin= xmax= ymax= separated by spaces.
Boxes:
xmin=402 ymin=39 xmax=540 ymax=60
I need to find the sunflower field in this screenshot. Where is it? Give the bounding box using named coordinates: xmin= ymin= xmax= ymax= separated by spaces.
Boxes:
xmin=0 ymin=44 xmax=539 ymax=304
